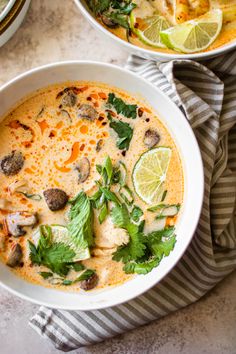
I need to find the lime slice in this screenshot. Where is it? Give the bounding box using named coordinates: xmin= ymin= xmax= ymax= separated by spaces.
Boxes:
xmin=132 ymin=147 xmax=171 ymax=204
xmin=130 ymin=10 xmax=170 ymax=48
xmin=32 ymin=225 xmax=90 ymax=261
xmin=160 ymin=9 xmax=223 ymax=53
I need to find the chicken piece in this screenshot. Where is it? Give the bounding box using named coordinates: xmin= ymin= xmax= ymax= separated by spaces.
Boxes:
xmin=6 ymin=212 xmax=38 ymax=237
xmin=94 ymin=213 xmax=129 ymax=248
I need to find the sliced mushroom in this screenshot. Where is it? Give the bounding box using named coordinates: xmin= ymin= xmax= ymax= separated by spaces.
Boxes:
xmin=43 ymin=188 xmax=69 ymax=211
xmin=77 ymin=104 xmax=98 ymax=122
xmin=61 ymin=91 xmax=77 ymax=107
xmin=6 ymin=212 xmax=38 ymax=237
xmin=6 ymin=243 xmax=23 ymax=267
xmin=80 ymin=273 xmax=99 ymax=291
xmin=101 ymin=15 xmax=118 ymax=28
xmin=143 ymin=129 xmax=160 ymax=149
xmin=96 ymin=139 xmax=103 ymax=152
xmin=0 ymin=234 xmax=6 ymax=251
xmin=76 ymin=157 xmax=90 ymax=184
xmin=0 ymin=151 xmax=24 ymax=176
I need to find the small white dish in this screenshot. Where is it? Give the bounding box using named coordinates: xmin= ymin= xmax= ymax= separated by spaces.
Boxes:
xmin=0 ymin=61 xmax=204 ymax=310
xmin=75 ymin=0 xmax=236 ymax=61
xmin=0 ymin=0 xmax=31 ymax=48
xmin=0 ymin=0 xmax=15 ymax=22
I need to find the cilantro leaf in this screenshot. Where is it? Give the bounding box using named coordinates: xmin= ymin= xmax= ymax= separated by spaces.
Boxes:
xmin=108 ymin=93 xmax=137 ymax=119
xmin=108 ymin=113 xmax=133 ymax=150
xmin=39 ymin=271 xmax=53 ymax=279
xmin=123 ymin=257 xmax=160 ymax=275
xmin=29 ymin=228 xmax=76 ymax=277
xmin=149 ymin=235 xmax=176 ymax=259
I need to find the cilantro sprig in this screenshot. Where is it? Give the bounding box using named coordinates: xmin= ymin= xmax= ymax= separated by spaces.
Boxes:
xmin=111 ymin=203 xmax=177 ymax=274
xmin=86 ymin=0 xmax=136 ymax=30
xmin=29 ymin=225 xmax=76 ymax=276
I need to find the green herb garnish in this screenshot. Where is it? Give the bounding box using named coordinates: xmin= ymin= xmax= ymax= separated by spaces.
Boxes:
xmin=108 ymin=113 xmax=133 ymax=150
xmin=39 ymin=271 xmax=53 ymax=279
xmin=62 ymin=269 xmax=95 ymax=286
xmin=131 ymin=205 xmax=143 ymax=223
xmin=67 ymin=191 xmax=94 ymax=259
xmin=107 ymin=93 xmax=137 ymax=119
xmin=29 ymin=225 xmax=76 ymax=276
xmin=18 ymin=191 xmax=42 ymax=201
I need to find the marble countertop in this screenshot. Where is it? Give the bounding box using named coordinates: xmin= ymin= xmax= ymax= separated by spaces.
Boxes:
xmin=0 ymin=1 xmax=235 ymax=353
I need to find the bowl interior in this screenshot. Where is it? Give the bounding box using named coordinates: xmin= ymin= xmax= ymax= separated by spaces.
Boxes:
xmin=76 ymin=0 xmax=236 ymax=61
xmin=0 ymin=62 xmax=204 ymax=310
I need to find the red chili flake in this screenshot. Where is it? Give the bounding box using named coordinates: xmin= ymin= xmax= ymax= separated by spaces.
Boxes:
xmin=80 ymin=144 xmax=85 ymax=151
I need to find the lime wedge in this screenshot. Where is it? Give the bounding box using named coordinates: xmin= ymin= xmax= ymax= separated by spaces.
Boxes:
xmin=130 ymin=11 xmax=170 ymax=48
xmin=160 ymin=9 xmax=223 ymax=53
xmin=132 ymin=147 xmax=171 ymax=204
xmin=32 ymin=225 xmax=90 ymax=261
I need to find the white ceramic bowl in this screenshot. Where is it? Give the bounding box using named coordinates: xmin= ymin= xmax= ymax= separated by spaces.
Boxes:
xmin=75 ymin=0 xmax=236 ymax=61
xmin=0 ymin=61 xmax=204 ymax=310
xmin=0 ymin=0 xmax=16 ymax=22
xmin=0 ymin=0 xmax=31 ymax=47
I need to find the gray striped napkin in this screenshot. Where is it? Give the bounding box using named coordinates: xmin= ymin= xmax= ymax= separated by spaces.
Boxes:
xmin=30 ymin=52 xmax=236 ymax=351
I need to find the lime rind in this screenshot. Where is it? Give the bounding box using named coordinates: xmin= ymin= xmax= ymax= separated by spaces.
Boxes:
xmin=132 ymin=147 xmax=172 ymax=204
xmin=160 ymin=9 xmax=223 ymax=53
xmin=130 ymin=12 xmax=170 ymax=48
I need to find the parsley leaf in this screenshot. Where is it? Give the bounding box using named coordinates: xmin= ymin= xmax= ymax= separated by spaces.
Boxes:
xmin=107 ymin=93 xmax=137 ymax=119
xmin=108 ymin=113 xmax=133 ymax=150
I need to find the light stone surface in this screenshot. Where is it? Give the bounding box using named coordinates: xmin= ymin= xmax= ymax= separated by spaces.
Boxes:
xmin=0 ymin=1 xmax=236 ymax=353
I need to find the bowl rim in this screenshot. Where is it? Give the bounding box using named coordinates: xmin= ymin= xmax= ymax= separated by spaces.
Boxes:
xmin=0 ymin=0 xmax=16 ymax=22
xmin=75 ymin=0 xmax=236 ymax=60
xmin=0 ymin=60 xmax=204 ymax=310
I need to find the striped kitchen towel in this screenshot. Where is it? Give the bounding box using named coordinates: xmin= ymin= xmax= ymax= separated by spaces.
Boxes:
xmin=30 ymin=52 xmax=236 ymax=351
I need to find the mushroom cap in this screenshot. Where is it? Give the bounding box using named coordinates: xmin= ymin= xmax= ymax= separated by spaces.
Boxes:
xmin=43 ymin=188 xmax=69 ymax=211
xmin=77 ymin=104 xmax=98 ymax=121
xmin=0 ymin=151 xmax=24 ymax=176
xmin=76 ymin=157 xmax=90 ymax=184
xmin=143 ymin=129 xmax=160 ymax=149
xmin=6 ymin=243 xmax=23 ymax=268
xmin=61 ymin=91 xmax=77 ymax=107
xmin=6 ymin=212 xmax=38 ymax=237
xmin=80 ymin=273 xmax=99 ymax=291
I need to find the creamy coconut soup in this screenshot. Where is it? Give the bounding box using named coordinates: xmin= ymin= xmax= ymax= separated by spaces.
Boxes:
xmin=85 ymin=0 xmax=236 ymax=54
xmin=0 ymin=82 xmax=183 ymax=292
